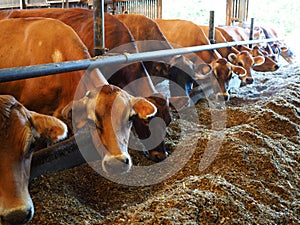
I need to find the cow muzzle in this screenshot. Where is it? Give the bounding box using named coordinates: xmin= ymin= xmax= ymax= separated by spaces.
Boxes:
xmin=1 ymin=203 xmax=34 ymax=225
xmin=144 ymin=143 xmax=168 ymax=162
xmin=216 ymin=92 xmax=230 ymax=101
xmin=102 ymin=153 xmax=132 ymax=174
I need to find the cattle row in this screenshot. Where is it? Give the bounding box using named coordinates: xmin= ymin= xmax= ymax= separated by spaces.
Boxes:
xmin=0 ymin=8 xmax=292 ymax=225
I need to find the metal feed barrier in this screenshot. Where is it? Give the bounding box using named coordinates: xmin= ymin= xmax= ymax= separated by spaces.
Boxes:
xmin=0 ymin=38 xmax=278 ymax=82
xmin=0 ymin=37 xmax=279 ymax=180
xmin=0 ymin=0 xmax=279 ymax=178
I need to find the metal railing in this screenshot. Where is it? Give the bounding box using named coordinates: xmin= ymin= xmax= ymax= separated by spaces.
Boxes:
xmin=0 ymin=38 xmax=279 ymax=83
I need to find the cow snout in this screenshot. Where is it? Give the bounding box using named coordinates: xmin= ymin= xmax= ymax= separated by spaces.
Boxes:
xmin=146 ymin=149 xmax=168 ymax=162
xmin=2 ymin=206 xmax=33 ymax=225
xmin=102 ymin=154 xmax=132 ymax=174
xmin=245 ymin=77 xmax=254 ymax=85
xmin=274 ymin=64 xmax=280 ymax=71
xmin=216 ymin=93 xmax=230 ymax=101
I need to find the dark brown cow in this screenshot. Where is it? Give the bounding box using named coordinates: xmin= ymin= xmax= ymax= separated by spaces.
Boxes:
xmin=0 ymin=8 xmax=172 ymax=162
xmin=0 ymin=95 xmax=68 ymax=225
xmin=116 ymin=14 xmax=212 ymax=96
xmin=0 ymin=18 xmax=157 ymax=175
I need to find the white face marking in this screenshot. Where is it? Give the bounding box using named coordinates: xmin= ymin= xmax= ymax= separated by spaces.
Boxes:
xmin=51 ymin=49 xmax=63 ymax=63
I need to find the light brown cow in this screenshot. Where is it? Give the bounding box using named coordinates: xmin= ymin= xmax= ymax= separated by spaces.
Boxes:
xmin=216 ymin=26 xmax=280 ymax=72
xmin=154 ymin=19 xmax=250 ymax=98
xmin=198 ymin=25 xmax=241 ymax=58
xmin=192 ymin=58 xmax=247 ymax=101
xmin=0 ymin=8 xmax=174 ymax=162
xmin=0 ymin=18 xmax=157 ymax=175
xmin=0 ymin=95 xmax=68 ymax=225
xmin=155 ymin=19 xmax=220 ymax=64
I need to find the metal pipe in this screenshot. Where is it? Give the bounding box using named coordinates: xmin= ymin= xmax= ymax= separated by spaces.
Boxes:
xmin=93 ymin=0 xmax=105 ymax=56
xmin=226 ymin=0 xmax=233 ymax=26
xmin=0 ymin=38 xmax=279 ymax=83
xmin=208 ymin=11 xmax=215 ymax=44
xmin=249 ymin=17 xmax=254 ymax=48
xmin=20 ymin=0 xmax=26 ymax=9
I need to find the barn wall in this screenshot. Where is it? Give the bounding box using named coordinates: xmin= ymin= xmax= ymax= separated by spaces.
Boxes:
xmin=0 ymin=0 xmax=48 ymax=8
xmin=111 ymin=0 xmax=162 ymax=19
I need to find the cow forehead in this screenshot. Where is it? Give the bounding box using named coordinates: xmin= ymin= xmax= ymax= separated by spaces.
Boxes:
xmin=0 ymin=107 xmax=33 ymax=155
xmin=213 ymin=59 xmax=231 ymax=78
xmin=237 ymin=51 xmax=254 ymax=65
xmin=95 ymin=86 xmax=133 ymax=118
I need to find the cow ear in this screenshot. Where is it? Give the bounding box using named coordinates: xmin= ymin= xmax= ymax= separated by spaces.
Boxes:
xmin=28 ymin=111 xmax=68 ymax=142
xmin=253 ymin=55 xmax=265 ymax=66
xmin=131 ymin=97 xmax=157 ymax=120
xmin=231 ymin=65 xmax=247 ymax=76
xmin=169 ymin=96 xmax=190 ymax=110
xmin=62 ymin=98 xmax=88 ymax=131
xmin=196 ymin=63 xmax=212 ymax=75
xmin=228 ymin=53 xmax=237 ymax=64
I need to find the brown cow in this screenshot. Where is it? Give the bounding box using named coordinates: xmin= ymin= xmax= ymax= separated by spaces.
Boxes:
xmin=116 ymin=14 xmax=212 ymax=96
xmin=257 ymin=25 xmax=294 ymax=64
xmin=198 ymin=25 xmax=241 ymax=58
xmin=0 ymin=8 xmax=175 ymax=162
xmin=216 ymin=26 xmax=280 ymax=72
xmin=191 ymin=58 xmax=246 ymax=101
xmin=0 ymin=18 xmax=157 ymax=174
xmin=227 ymin=50 xmax=265 ymax=86
xmin=155 ymin=19 xmax=220 ymax=64
xmin=154 ymin=19 xmax=251 ymax=98
xmin=0 ymin=95 xmax=68 ymax=225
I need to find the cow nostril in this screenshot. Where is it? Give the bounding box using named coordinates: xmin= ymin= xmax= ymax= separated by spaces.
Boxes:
xmin=148 ymin=151 xmax=168 ymax=162
xmin=274 ymin=65 xmax=280 ymax=70
xmin=246 ymin=78 xmax=254 ymax=84
xmin=155 ymin=154 xmax=167 ymax=162
xmin=123 ymin=157 xmax=130 ymax=165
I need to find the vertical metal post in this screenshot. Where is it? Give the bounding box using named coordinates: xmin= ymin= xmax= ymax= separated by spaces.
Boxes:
xmin=209 ymin=11 xmax=215 ymax=44
xmin=226 ymin=0 xmax=233 ymax=25
xmin=249 ymin=17 xmax=254 ymax=48
xmin=20 ymin=0 xmax=26 ymax=9
xmin=157 ymin=0 xmax=162 ymax=19
xmin=93 ymin=0 xmax=106 ymax=56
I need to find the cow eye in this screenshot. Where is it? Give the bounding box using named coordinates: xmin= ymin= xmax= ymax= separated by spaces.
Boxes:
xmin=238 ymin=62 xmax=243 ymax=67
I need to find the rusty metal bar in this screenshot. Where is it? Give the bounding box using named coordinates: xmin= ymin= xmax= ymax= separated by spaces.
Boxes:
xmin=0 ymin=38 xmax=279 ymax=83
xmin=93 ymin=0 xmax=105 ymax=56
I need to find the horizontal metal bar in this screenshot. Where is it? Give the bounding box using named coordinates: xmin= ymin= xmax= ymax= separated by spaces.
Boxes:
xmin=0 ymin=38 xmax=279 ymax=83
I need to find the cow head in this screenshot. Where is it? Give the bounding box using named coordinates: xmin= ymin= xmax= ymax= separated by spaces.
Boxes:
xmin=251 ymin=46 xmax=280 ymax=72
xmin=0 ymin=95 xmax=67 ymax=225
xmin=130 ymin=92 xmax=190 ymax=162
xmin=208 ymin=58 xmax=246 ymax=101
xmin=130 ymin=93 xmax=171 ymax=162
xmin=63 ymin=85 xmax=157 ymax=174
xmin=146 ymin=55 xmax=211 ymax=97
xmin=228 ymin=51 xmax=265 ymax=86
